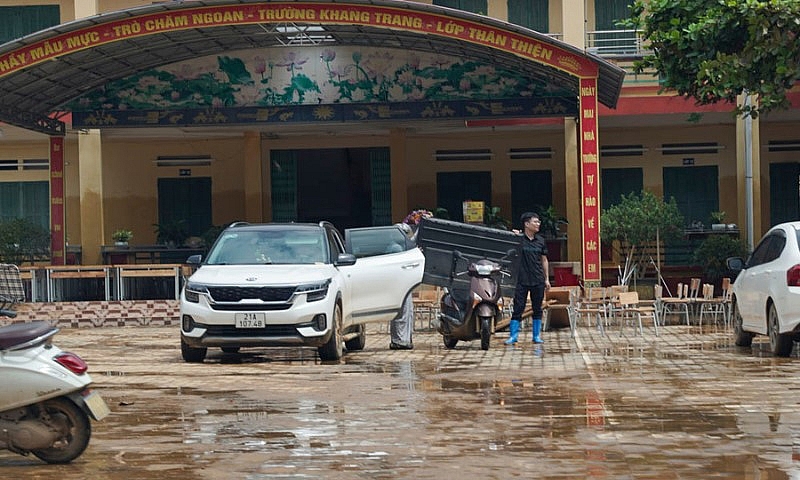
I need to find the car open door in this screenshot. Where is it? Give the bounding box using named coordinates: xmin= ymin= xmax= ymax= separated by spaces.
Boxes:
xmin=343 ymin=226 xmax=425 ymax=324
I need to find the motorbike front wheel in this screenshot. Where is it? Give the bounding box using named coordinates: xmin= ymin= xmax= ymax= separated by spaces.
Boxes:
xmin=31 ymin=397 xmax=91 ymax=464
xmin=480 ymin=316 xmax=491 ymax=350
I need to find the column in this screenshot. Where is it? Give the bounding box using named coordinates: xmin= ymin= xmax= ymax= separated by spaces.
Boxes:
xmin=564 ymin=118 xmax=581 ymax=262
xmin=243 ymin=131 xmax=263 ymax=222
xmin=390 ymin=128 xmax=408 ymax=223
xmin=78 ymin=129 xmax=104 ymax=264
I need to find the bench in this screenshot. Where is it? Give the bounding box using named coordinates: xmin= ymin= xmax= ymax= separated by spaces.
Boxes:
xmin=0 ymin=264 xmax=25 ymax=313
xmin=116 ymin=264 xmax=183 ymax=300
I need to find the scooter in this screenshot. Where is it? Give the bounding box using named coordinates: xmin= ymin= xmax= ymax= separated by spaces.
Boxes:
xmin=437 ymin=250 xmax=513 ymax=350
xmin=0 ymin=276 xmax=110 ymax=463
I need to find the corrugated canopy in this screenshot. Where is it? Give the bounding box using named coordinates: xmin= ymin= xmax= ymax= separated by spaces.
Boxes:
xmin=0 ymin=0 xmax=625 ymax=135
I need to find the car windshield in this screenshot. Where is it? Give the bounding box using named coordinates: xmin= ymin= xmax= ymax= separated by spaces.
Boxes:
xmin=205 ymin=228 xmax=328 ymax=265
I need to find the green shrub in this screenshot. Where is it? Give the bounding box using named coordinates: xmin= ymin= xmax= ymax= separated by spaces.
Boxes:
xmin=693 ymin=234 xmax=749 ymax=282
xmin=0 ymin=218 xmax=50 ymax=265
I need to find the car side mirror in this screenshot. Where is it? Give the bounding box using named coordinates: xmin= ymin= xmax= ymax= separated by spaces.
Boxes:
xmin=186 ymin=254 xmax=203 ymax=265
xmin=335 ymin=253 xmax=357 ymax=266
xmin=726 ymin=257 xmax=745 ymax=273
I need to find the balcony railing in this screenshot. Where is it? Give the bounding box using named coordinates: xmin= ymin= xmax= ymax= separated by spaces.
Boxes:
xmin=585 ymin=29 xmax=651 ymax=58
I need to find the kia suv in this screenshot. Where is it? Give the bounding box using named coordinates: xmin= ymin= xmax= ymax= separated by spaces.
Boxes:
xmin=180 ymin=222 xmax=424 ymax=362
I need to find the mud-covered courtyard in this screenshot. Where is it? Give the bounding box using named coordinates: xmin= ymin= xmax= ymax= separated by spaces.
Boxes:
xmin=3 ymin=323 xmax=800 ymax=479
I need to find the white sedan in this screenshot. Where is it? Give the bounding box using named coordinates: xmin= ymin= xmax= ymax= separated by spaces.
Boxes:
xmin=727 ymin=221 xmax=800 ymax=356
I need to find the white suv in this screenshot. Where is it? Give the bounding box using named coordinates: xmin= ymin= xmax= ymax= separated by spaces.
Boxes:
xmin=180 ymin=222 xmax=424 ymax=362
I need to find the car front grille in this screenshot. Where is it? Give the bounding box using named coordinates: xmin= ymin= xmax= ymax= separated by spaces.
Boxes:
xmin=208 ymin=286 xmax=296 ymax=302
xmin=200 ymin=324 xmax=300 ymax=337
xmin=210 ymin=303 xmax=291 ymax=311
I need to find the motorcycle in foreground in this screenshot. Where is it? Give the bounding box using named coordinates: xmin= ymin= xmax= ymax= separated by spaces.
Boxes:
xmin=0 ymin=264 xmax=110 ymax=463
xmin=437 ymin=250 xmax=514 ymax=350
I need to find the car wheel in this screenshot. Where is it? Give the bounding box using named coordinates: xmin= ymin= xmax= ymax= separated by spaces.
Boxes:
xmin=443 ymin=334 xmax=458 ymax=349
xmin=221 ymin=346 xmax=240 ymax=354
xmin=344 ymin=323 xmax=366 ymax=351
xmin=732 ymin=299 xmax=754 ymax=347
xmin=768 ymin=302 xmax=794 ymax=357
xmin=318 ymin=303 xmax=343 ymax=361
xmin=181 ymin=337 xmax=207 ymax=363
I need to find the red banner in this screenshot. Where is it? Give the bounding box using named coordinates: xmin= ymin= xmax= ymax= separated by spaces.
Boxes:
xmin=50 ymin=137 xmax=65 ymax=265
xmin=579 ymin=78 xmax=600 ymax=282
xmin=0 ymin=3 xmax=598 ymax=79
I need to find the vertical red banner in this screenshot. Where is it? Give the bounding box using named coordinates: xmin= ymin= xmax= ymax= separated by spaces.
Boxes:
xmin=579 ymin=78 xmax=600 ymax=283
xmin=50 ymin=137 xmax=66 ymax=265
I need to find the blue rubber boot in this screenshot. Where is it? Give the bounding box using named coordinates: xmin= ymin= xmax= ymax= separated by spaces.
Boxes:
xmin=532 ymin=318 xmax=543 ymax=343
xmin=504 ymin=319 xmax=520 ymax=344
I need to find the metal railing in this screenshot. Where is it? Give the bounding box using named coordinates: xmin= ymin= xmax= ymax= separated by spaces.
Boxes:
xmin=585 ymin=29 xmax=650 ymax=58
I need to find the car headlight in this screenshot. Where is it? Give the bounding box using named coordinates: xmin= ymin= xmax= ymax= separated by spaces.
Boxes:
xmin=296 ymin=279 xmax=331 ymax=302
xmin=184 ymin=281 xmax=210 ymax=303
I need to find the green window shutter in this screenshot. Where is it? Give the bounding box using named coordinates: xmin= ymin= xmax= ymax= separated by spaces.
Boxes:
xmin=433 ymin=0 xmax=488 ymax=15
xmin=0 ymin=6 xmax=60 ymax=44
xmin=507 ymin=0 xmax=549 ymax=32
xmin=663 ymin=166 xmax=719 ymax=227
xmin=0 ymin=181 xmax=49 ymax=228
xmin=511 ymin=170 xmax=552 ymax=227
xmin=769 ymin=163 xmax=800 ymax=227
xmin=436 ymin=171 xmax=492 ymax=222
xmin=594 ymin=0 xmax=634 ymax=30
xmin=270 ymin=150 xmax=298 ymax=222
xmin=601 ymin=167 xmax=642 ymax=209
xmin=369 ymin=147 xmax=392 ymax=226
xmin=157 ymin=177 xmax=212 ymax=237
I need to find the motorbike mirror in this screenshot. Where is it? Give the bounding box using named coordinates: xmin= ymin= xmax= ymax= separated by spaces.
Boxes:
xmin=506 ymin=248 xmax=518 ymax=258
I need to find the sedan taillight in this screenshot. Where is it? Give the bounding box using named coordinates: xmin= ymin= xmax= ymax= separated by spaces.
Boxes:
xmin=787 ymin=264 xmax=800 ymax=287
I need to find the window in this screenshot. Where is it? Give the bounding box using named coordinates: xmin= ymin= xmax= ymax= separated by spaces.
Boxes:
xmin=507 ymin=0 xmax=548 ymax=32
xmin=511 ymin=170 xmax=552 ymax=226
xmin=601 ymin=168 xmax=642 ymax=208
xmin=663 ymin=166 xmax=719 ymax=227
xmin=0 ymin=6 xmax=60 ymax=44
xmin=157 ymin=177 xmax=212 ymax=239
xmin=769 ymin=163 xmax=800 ymax=226
xmin=0 ymin=181 xmax=49 ymax=229
xmin=747 ymin=232 xmax=786 ymax=268
xmin=433 ymin=0 xmax=487 ymax=15
xmin=436 ymin=171 xmax=492 ymax=222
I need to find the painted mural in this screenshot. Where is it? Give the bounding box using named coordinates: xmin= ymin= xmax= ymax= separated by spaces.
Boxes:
xmin=70 ymin=46 xmax=577 ymax=127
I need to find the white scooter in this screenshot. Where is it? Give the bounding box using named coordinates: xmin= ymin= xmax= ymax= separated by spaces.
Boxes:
xmin=0 ymin=296 xmax=110 ymax=463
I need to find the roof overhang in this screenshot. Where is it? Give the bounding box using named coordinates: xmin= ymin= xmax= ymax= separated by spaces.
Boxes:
xmin=0 ymin=0 xmax=625 ymax=135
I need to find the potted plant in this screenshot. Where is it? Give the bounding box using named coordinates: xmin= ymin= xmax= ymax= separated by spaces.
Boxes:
xmin=535 ymin=205 xmax=567 ymax=261
xmin=153 ymin=220 xmax=189 ymax=247
xmin=710 ymin=211 xmax=727 ymax=231
xmin=112 ymin=229 xmax=133 ymax=246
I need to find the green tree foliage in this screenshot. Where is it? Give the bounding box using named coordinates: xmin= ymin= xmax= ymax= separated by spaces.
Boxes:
xmin=0 ymin=218 xmax=50 ymax=265
xmin=601 ymin=190 xmax=684 ymax=281
xmin=626 ymin=0 xmax=800 ymax=118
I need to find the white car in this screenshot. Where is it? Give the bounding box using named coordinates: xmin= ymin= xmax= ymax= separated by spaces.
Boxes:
xmin=180 ymin=222 xmax=424 ymax=362
xmin=727 ymin=221 xmax=800 ymax=356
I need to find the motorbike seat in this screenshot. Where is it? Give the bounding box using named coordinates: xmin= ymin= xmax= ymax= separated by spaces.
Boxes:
xmin=0 ymin=321 xmax=58 ymax=350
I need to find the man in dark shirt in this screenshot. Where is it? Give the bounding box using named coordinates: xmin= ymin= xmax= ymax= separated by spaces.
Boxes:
xmin=505 ymin=212 xmax=550 ymax=344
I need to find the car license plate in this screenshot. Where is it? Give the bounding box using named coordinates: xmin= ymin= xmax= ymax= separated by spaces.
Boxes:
xmin=83 ymin=391 xmax=111 ymax=421
xmin=235 ymin=313 xmax=266 ymax=328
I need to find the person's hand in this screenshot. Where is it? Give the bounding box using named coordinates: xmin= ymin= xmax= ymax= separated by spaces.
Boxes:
xmin=545 ymin=280 xmax=551 ymax=290
xmin=512 ymin=229 xmax=521 ymax=235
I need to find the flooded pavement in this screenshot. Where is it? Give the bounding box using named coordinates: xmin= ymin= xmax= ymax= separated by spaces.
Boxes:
xmin=4 ymin=323 xmax=800 ymax=478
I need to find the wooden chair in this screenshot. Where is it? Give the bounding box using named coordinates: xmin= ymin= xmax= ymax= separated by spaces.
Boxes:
xmin=697 ymin=278 xmax=732 ymax=328
xmin=660 ymin=282 xmax=691 ymax=325
xmin=617 ymin=291 xmax=659 ymax=336
xmin=575 ymin=286 xmax=608 ymax=334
